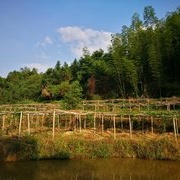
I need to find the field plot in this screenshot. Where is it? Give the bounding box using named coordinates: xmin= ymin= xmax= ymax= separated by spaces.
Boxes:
xmin=0 ymin=98 xmax=180 ymax=140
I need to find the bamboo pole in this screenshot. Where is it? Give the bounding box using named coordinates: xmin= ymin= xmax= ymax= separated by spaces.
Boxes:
xmin=79 ymin=114 xmax=82 ymax=133
xmin=113 ymin=116 xmax=116 ymax=139
xmin=52 ymin=110 xmax=56 ymax=139
xmin=94 ymin=104 xmax=97 ymax=112
xmin=101 ymin=113 xmax=104 ymax=134
xmin=129 ymin=115 xmax=132 ymax=138
xmin=57 ymin=115 xmax=60 ymax=129
xmin=173 ymin=116 xmax=177 ymax=140
xmin=74 ymin=115 xmax=77 ymax=132
xmin=2 ymin=115 xmax=5 ymax=131
xmin=19 ymin=111 xmax=23 ymax=136
xmin=175 ymin=116 xmax=178 ymax=134
xmin=147 ymin=99 xmax=150 ymax=111
xmin=27 ymin=114 xmax=30 ymax=135
xmin=93 ymin=113 xmax=96 ymax=134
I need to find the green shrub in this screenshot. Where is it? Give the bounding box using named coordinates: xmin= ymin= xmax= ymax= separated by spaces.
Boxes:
xmin=91 ymin=140 xmax=112 ymax=158
xmin=113 ymin=139 xmax=134 ymax=158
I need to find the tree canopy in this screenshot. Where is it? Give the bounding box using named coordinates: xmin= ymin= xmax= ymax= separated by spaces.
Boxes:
xmin=0 ymin=6 xmax=180 ymax=104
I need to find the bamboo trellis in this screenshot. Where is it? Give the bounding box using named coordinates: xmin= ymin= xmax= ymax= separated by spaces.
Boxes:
xmin=0 ymin=98 xmax=179 ymax=140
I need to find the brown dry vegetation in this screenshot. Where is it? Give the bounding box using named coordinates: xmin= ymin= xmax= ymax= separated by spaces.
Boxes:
xmin=0 ymin=98 xmax=180 ymax=162
xmin=0 ymin=130 xmax=180 ymax=162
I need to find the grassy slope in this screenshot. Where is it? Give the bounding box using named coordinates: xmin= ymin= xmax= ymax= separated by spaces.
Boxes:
xmin=0 ymin=131 xmax=180 ymax=162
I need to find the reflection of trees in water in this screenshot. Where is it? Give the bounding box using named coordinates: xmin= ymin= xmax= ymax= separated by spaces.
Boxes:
xmin=1 ymin=159 xmax=180 ymax=179
xmin=0 ymin=161 xmax=38 ymax=179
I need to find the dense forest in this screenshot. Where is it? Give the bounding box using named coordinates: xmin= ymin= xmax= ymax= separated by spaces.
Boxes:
xmin=0 ymin=6 xmax=180 ymax=104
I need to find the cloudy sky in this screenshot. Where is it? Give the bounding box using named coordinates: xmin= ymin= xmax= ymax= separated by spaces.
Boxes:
xmin=0 ymin=0 xmax=180 ymax=77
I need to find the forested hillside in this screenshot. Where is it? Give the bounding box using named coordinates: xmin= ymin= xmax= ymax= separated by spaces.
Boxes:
xmin=0 ymin=6 xmax=180 ymax=104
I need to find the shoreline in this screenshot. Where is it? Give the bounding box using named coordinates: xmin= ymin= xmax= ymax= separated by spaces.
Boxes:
xmin=0 ymin=131 xmax=180 ymax=162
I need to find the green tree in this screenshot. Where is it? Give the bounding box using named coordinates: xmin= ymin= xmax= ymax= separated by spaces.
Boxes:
xmin=111 ymin=31 xmax=139 ymax=97
xmin=143 ymin=6 xmax=158 ymax=28
xmin=62 ymin=81 xmax=83 ymax=109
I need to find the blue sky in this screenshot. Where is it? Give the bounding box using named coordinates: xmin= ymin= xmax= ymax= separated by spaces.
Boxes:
xmin=0 ymin=0 xmax=180 ymax=77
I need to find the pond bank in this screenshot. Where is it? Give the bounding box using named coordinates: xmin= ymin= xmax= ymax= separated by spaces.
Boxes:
xmin=0 ymin=131 xmax=180 ymax=162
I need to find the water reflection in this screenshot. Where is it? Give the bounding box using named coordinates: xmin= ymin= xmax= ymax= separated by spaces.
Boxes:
xmin=0 ymin=158 xmax=180 ymax=180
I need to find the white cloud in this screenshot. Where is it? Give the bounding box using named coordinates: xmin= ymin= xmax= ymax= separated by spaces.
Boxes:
xmin=24 ymin=63 xmax=52 ymax=73
xmin=30 ymin=51 xmax=54 ymax=72
xmin=57 ymin=26 xmax=112 ymax=57
xmin=44 ymin=36 xmax=53 ymax=44
xmin=36 ymin=36 xmax=53 ymax=47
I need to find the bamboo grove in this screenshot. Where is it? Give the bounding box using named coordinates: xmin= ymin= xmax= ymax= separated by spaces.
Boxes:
xmin=0 ymin=6 xmax=180 ymax=104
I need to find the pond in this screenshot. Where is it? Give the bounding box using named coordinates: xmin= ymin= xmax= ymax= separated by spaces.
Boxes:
xmin=0 ymin=158 xmax=180 ymax=180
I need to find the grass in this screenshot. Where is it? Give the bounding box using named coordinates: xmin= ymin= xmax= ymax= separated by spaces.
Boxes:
xmin=0 ymin=131 xmax=180 ymax=162
xmin=0 ymin=135 xmax=39 ymax=161
xmin=0 ymin=98 xmax=179 ymax=162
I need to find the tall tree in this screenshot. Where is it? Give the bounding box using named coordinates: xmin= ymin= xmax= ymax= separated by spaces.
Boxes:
xmin=143 ymin=6 xmax=158 ymax=28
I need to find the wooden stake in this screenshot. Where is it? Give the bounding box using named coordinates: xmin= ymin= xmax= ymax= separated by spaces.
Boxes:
xmin=79 ymin=114 xmax=82 ymax=133
xmin=173 ymin=116 xmax=177 ymax=140
xmin=95 ymin=104 xmax=97 ymax=112
xmin=27 ymin=114 xmax=30 ymax=135
xmin=113 ymin=116 xmax=116 ymax=139
xmin=147 ymin=99 xmax=150 ymax=111
xmin=19 ymin=111 xmax=23 ymax=136
xmin=101 ymin=113 xmax=104 ymax=134
xmin=175 ymin=116 xmax=178 ymax=134
xmin=57 ymin=115 xmax=60 ymax=129
xmin=74 ymin=115 xmax=77 ymax=132
xmin=52 ymin=110 xmax=55 ymax=139
xmin=93 ymin=113 xmax=96 ymax=134
xmin=129 ymin=115 xmax=132 ymax=138
xmin=2 ymin=115 xmax=5 ymax=131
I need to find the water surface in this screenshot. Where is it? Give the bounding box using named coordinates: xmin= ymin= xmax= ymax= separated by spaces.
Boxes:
xmin=0 ymin=158 xmax=180 ymax=179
